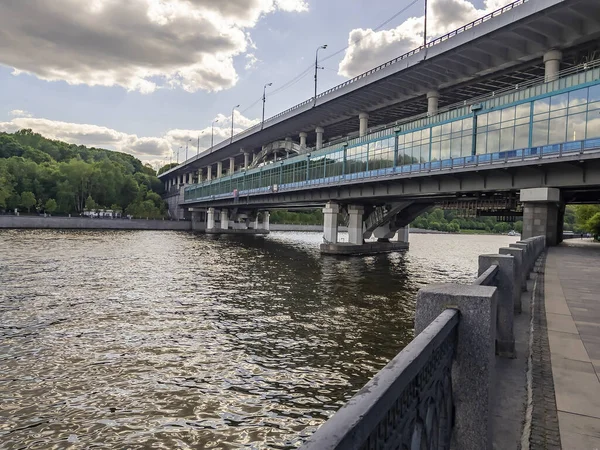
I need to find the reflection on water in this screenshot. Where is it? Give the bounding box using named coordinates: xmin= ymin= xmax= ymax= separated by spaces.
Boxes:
xmin=0 ymin=230 xmax=517 ymax=449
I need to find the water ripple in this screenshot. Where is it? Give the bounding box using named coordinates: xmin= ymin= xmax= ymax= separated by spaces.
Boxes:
xmin=0 ymin=230 xmax=516 ymax=449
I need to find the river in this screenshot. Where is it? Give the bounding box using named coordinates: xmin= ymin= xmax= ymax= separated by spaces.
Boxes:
xmin=0 ymin=230 xmax=518 ymax=449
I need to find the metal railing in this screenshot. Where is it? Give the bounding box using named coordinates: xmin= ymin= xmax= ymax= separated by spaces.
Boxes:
xmin=270 ymin=0 xmax=529 ymax=122
xmin=164 ymin=0 xmax=531 ymax=176
xmin=300 ymin=309 xmax=458 ymax=450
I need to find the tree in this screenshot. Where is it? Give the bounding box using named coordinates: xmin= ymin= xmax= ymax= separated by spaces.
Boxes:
xmin=574 ymin=205 xmax=600 ymax=232
xmin=44 ymin=198 xmax=57 ymax=215
xmin=21 ymin=191 xmax=36 ymax=213
xmin=586 ymin=212 xmax=600 ymax=240
xmin=85 ymin=195 xmax=96 ymax=211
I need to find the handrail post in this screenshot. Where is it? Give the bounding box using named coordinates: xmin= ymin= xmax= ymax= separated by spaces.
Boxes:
xmin=499 ymin=247 xmax=525 ymax=307
xmin=416 ymin=284 xmax=497 ymax=450
xmin=479 ymin=255 xmax=516 ymax=358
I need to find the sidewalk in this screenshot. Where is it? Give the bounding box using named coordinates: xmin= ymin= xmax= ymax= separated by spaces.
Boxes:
xmin=545 ymin=240 xmax=600 ymax=449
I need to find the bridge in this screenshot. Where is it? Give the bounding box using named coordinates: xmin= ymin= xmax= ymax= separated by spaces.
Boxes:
xmin=159 ymin=0 xmax=600 ymax=254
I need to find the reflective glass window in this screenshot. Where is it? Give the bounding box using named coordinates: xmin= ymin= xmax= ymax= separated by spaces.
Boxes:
xmin=551 ymin=93 xmax=568 ymax=111
xmin=587 ymin=110 xmax=600 ymax=139
xmin=548 ymin=116 xmax=567 ymax=144
xmin=534 ymin=98 xmax=550 ymax=115
xmin=567 ymin=113 xmax=586 ymax=141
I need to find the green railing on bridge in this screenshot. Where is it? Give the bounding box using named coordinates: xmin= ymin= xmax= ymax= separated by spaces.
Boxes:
xmin=184 ymin=63 xmax=600 ymax=203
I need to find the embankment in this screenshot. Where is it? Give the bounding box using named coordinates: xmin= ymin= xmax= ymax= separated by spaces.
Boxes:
xmin=0 ymin=215 xmax=192 ymax=231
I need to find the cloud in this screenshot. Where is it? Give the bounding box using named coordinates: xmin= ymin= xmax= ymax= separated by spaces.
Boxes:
xmin=9 ymin=110 xmax=33 ymax=118
xmin=0 ymin=110 xmax=260 ymax=166
xmin=245 ymin=53 xmax=260 ymax=70
xmin=0 ymin=0 xmax=308 ymax=93
xmin=338 ymin=0 xmax=502 ymax=78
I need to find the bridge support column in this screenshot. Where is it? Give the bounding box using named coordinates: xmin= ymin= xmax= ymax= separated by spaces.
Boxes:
xmin=164 ymin=181 xmax=168 ymax=191
xmin=520 ymin=187 xmax=562 ymax=246
xmin=206 ymin=166 xmax=212 ymax=181
xmin=347 ymin=205 xmax=364 ymax=245
xmin=243 ymin=152 xmax=250 ymax=169
xmin=323 ymin=202 xmax=339 ymax=244
xmin=207 ymin=208 xmax=215 ymax=229
xmin=544 ymin=49 xmax=562 ymax=82
xmin=359 ymin=113 xmax=369 ymax=137
xmin=217 ymin=161 xmax=223 ymax=178
xmin=187 ymin=173 xmax=192 ymax=184
xmin=315 ymin=127 xmax=324 ymax=150
xmin=220 ymin=209 xmax=229 ymax=230
xmin=229 ymin=157 xmax=235 ymax=175
xmin=197 ymin=169 xmax=203 ymax=183
xmin=427 ymin=90 xmax=439 ymax=116
xmin=396 ymin=226 xmax=409 ymax=244
xmin=299 ymin=132 xmax=307 ymax=148
xmin=262 ymin=211 xmax=270 ymax=231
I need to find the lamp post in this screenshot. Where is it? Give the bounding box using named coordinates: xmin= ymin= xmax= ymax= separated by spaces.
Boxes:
xmin=185 ymin=138 xmax=191 ymax=161
xmin=261 ymin=82 xmax=272 ymax=130
xmin=178 ymin=146 xmax=182 ymax=164
xmin=424 ymin=0 xmax=428 ymax=47
xmin=197 ymin=131 xmax=205 ymax=156
xmin=314 ymin=44 xmax=327 ymax=107
xmin=230 ymin=104 xmax=240 ymax=143
xmin=211 ymin=119 xmax=218 ymax=149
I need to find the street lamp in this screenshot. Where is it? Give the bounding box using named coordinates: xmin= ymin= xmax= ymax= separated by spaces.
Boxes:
xmin=211 ymin=119 xmax=219 ymax=149
xmin=314 ymin=44 xmax=327 ymax=107
xmin=185 ymin=138 xmax=191 ymax=161
xmin=197 ymin=131 xmax=205 ymax=156
xmin=262 ymin=82 xmax=272 ymax=130
xmin=230 ymin=104 xmax=240 ymax=143
xmin=178 ymin=146 xmax=183 ymax=164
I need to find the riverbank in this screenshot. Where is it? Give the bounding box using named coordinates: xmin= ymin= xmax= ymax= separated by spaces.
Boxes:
xmin=0 ymin=215 xmax=191 ymax=231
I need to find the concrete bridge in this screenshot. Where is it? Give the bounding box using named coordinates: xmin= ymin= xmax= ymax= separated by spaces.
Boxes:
xmin=159 ymin=0 xmax=600 ymax=254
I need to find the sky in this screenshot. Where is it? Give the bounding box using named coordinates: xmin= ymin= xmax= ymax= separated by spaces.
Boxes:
xmin=0 ymin=0 xmax=506 ymax=169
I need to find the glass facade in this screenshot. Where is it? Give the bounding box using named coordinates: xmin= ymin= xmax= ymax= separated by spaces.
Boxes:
xmin=185 ymin=72 xmax=600 ymax=203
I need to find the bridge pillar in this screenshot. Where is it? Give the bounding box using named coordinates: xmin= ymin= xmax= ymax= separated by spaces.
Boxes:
xmin=187 ymin=173 xmax=192 ymax=184
xmin=164 ymin=181 xmax=168 ymax=191
xmin=262 ymin=211 xmax=270 ymax=231
xmin=315 ymin=127 xmax=324 ymax=150
xmin=323 ymin=202 xmax=339 ymax=244
xmin=299 ymin=132 xmax=307 ymax=148
xmin=197 ymin=169 xmax=203 ymax=183
xmin=520 ymin=187 xmax=562 ymax=246
xmin=544 ymin=49 xmax=562 ymax=82
xmin=229 ymin=157 xmax=235 ymax=175
xmin=217 ymin=161 xmax=223 ymax=178
xmin=206 ymin=166 xmax=212 ymax=181
xmin=207 ymin=208 xmax=215 ymax=229
xmin=347 ymin=205 xmax=364 ymax=245
xmin=396 ymin=226 xmax=409 ymax=244
xmin=220 ymin=209 xmax=229 ymax=230
xmin=243 ymin=152 xmax=250 ymax=169
xmin=427 ymin=90 xmax=439 ymax=116
xmin=359 ymin=112 xmax=369 ymax=137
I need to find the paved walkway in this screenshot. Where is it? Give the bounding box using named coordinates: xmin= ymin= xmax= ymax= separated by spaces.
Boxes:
xmin=545 ymin=240 xmax=600 ymax=449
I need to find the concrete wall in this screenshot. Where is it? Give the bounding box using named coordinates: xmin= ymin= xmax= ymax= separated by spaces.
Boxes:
xmin=0 ymin=216 xmax=192 ymax=231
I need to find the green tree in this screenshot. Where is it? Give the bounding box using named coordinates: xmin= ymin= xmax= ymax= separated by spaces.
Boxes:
xmin=586 ymin=213 xmax=600 ymax=240
xmin=574 ymin=205 xmax=600 ymax=232
xmin=85 ymin=195 xmax=96 ymax=211
xmin=44 ymin=198 xmax=57 ymax=215
xmin=21 ymin=191 xmax=36 ymax=213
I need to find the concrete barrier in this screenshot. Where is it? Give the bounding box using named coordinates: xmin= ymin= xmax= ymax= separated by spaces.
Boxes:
xmin=0 ymin=215 xmax=192 ymax=231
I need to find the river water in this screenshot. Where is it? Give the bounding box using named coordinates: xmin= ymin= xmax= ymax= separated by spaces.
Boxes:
xmin=0 ymin=230 xmax=517 ymax=449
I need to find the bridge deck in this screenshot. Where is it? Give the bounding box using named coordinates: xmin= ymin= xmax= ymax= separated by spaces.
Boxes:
xmin=544 ymin=241 xmax=600 ymax=448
